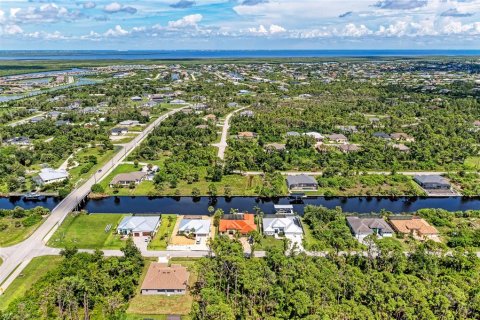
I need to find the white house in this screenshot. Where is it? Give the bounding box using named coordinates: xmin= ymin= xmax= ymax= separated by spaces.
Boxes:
xmin=117 ymin=216 xmax=160 ymax=237
xmin=35 ymin=168 xmax=69 ymax=185
xmin=262 ymin=216 xmax=303 ymax=236
xmin=178 ymin=218 xmax=211 ymax=237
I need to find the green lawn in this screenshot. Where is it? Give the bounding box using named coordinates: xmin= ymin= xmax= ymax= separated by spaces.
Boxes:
xmin=126 ymin=260 xmax=195 ymax=317
xmin=256 ymin=235 xmax=284 ymax=251
xmin=464 ymin=156 xmax=480 ymax=170
xmin=48 ymin=213 xmax=126 ymax=249
xmin=0 ymin=217 xmax=46 ymax=247
xmin=148 ymin=214 xmax=177 ymax=250
xmin=0 ymin=256 xmax=63 ymax=311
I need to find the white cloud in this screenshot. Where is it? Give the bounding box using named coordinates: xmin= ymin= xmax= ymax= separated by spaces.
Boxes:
xmin=168 ymin=14 xmax=202 ymax=28
xmin=269 ymin=24 xmax=286 ymax=34
xmin=249 ymin=24 xmax=286 ymax=35
xmin=341 ymin=23 xmax=372 ymax=37
xmin=2 ymin=24 xmax=23 ymax=35
xmin=82 ymin=1 xmax=96 ymax=9
xmin=103 ymin=2 xmax=137 ymax=14
xmin=104 ymin=24 xmax=129 ymax=36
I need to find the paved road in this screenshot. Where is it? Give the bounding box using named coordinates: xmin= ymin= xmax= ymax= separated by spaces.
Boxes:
xmin=212 ymin=107 xmax=246 ymax=160
xmin=0 ymin=107 xmax=184 ymax=294
xmin=7 ymin=112 xmax=46 ymax=127
xmin=233 ymin=170 xmax=457 ymax=176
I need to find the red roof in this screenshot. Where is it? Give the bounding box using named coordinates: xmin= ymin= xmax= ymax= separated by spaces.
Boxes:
xmin=219 ymin=213 xmax=257 ymax=234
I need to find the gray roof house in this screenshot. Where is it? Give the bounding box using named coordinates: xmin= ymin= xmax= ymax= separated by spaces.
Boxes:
xmin=346 ymin=216 xmax=394 ymax=241
xmin=286 ymin=174 xmax=318 ymax=191
xmin=117 ymin=216 xmax=160 ymax=236
xmin=414 ymin=175 xmax=451 ymax=190
xmin=178 ymin=218 xmax=211 ymax=237
xmin=110 ymin=172 xmax=147 ymax=186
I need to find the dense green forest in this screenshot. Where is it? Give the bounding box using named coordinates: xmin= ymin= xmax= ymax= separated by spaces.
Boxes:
xmin=0 ymin=240 xmax=143 ymax=320
xmin=191 ymin=236 xmax=480 ymax=320
xmin=226 ymin=80 xmax=480 ymax=172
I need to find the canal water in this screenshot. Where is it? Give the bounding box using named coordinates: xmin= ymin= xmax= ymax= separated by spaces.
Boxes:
xmin=2 ymin=196 xmax=480 ymax=215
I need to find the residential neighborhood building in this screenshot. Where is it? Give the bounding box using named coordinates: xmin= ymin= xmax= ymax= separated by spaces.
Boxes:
xmin=110 ymin=127 xmax=128 ymax=136
xmin=117 ymin=216 xmax=160 ymax=237
xmin=140 ymin=263 xmax=189 ymax=295
xmin=237 ymin=131 xmax=257 ymax=139
xmin=388 ymin=216 xmax=440 ymax=241
xmin=34 ymin=168 xmax=69 ymax=185
xmin=4 ymin=136 xmax=31 ymax=146
xmin=304 ymin=132 xmax=324 ymax=141
xmin=262 ymin=216 xmax=303 ymax=236
xmin=119 ymin=120 xmax=140 ymax=127
xmin=337 ymin=144 xmax=361 ymax=153
xmin=413 ymin=175 xmax=451 ymax=190
xmin=346 ymin=216 xmax=394 ymax=242
xmin=110 ymin=172 xmax=147 ymax=187
xmin=178 ymin=218 xmax=211 ymax=237
xmin=286 ymin=174 xmax=318 ymax=191
xmin=219 ymin=213 xmax=257 ymax=235
xmin=328 ymin=133 xmax=348 ymax=143
xmin=390 ymin=133 xmax=415 ymax=142
xmin=265 ymin=143 xmax=286 ymax=152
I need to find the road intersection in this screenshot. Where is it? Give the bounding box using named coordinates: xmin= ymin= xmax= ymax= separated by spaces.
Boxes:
xmin=0 ymin=107 xmax=184 ymax=294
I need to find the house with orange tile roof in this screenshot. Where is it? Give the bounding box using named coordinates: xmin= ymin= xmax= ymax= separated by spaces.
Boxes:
xmin=219 ymin=213 xmax=257 ymax=235
xmin=388 ymin=216 xmax=440 ymax=241
xmin=141 ymin=263 xmax=189 ymax=295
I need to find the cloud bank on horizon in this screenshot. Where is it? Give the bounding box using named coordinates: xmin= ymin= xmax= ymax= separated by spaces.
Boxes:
xmin=0 ymin=0 xmax=479 ymax=49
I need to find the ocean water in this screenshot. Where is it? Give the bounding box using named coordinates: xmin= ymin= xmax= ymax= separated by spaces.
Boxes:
xmin=1 ymin=50 xmax=479 ymax=60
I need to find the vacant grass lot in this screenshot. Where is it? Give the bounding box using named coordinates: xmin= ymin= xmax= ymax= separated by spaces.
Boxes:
xmin=0 ymin=217 xmax=46 ymax=247
xmin=148 ymin=214 xmax=177 ymax=250
xmin=102 ymin=167 xmax=266 ymax=196
xmin=48 ymin=213 xmax=126 ymax=249
xmin=0 ymin=256 xmax=63 ymax=311
xmin=68 ymin=146 xmax=120 ymax=186
xmin=127 ymin=260 xmax=195 ymax=317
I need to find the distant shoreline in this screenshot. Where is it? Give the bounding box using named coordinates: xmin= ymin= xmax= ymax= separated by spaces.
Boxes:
xmin=1 ymin=49 xmax=480 ymax=61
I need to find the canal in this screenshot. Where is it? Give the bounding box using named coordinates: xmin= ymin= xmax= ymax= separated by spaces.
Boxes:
xmin=1 ymin=196 xmax=480 ymax=215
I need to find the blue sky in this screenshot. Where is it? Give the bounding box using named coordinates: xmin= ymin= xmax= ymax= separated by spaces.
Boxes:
xmin=0 ymin=0 xmax=479 ymax=49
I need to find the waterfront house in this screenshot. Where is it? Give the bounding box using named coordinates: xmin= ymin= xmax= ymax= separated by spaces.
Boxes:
xmin=262 ymin=216 xmax=303 ymax=236
xmin=413 ymin=175 xmax=451 ymax=190
xmin=35 ymin=168 xmax=69 ymax=185
xmin=346 ymin=216 xmax=394 ymax=242
xmin=178 ymin=218 xmax=211 ymax=237
xmin=219 ymin=214 xmax=257 ymax=235
xmin=286 ymin=174 xmax=318 ymax=191
xmin=117 ymin=216 xmax=160 ymax=237
xmin=388 ymin=216 xmax=439 ymax=241
xmin=110 ymin=172 xmax=147 ymax=187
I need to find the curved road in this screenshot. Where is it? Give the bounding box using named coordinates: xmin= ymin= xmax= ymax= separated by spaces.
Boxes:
xmin=212 ymin=106 xmax=246 ymax=160
xmin=0 ymin=107 xmax=184 ymax=294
